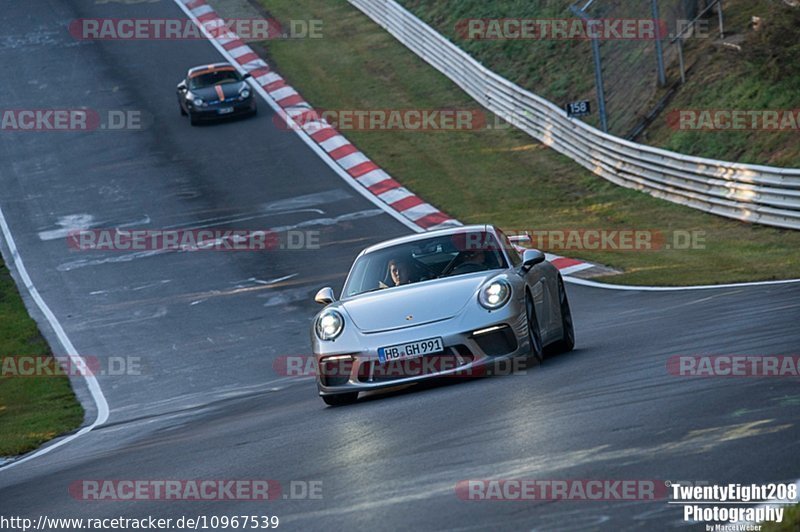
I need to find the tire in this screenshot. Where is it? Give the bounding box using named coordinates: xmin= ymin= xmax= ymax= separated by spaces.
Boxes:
xmin=551 ymin=276 xmax=575 ymax=354
xmin=525 ymin=291 xmax=544 ymax=364
xmin=322 ymin=392 xmax=358 ymax=407
xmin=179 ymin=101 xmax=187 ymax=116
xmin=189 ymin=112 xmax=200 ymax=126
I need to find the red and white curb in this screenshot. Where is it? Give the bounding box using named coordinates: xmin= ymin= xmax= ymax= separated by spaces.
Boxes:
xmin=175 ymin=0 xmax=598 ymax=276
xmin=547 ymin=255 xmax=595 ymax=276
xmin=180 ymin=0 xmax=458 ymax=232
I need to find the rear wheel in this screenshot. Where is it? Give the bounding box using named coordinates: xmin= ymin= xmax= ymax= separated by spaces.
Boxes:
xmin=525 ymin=292 xmax=544 ymax=364
xmin=551 ymin=276 xmax=575 ymax=354
xmin=322 ymin=392 xmax=358 ymax=407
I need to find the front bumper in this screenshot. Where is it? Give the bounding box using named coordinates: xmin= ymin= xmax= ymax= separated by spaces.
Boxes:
xmin=314 ymin=304 xmax=530 ymax=397
xmin=189 ymin=98 xmax=256 ymax=120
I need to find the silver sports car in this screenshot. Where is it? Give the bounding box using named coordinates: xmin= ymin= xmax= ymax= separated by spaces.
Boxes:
xmin=310 ymin=225 xmax=575 ymax=406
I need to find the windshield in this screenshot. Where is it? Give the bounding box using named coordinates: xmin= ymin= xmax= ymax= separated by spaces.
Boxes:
xmin=188 ymin=69 xmax=242 ymax=90
xmin=342 ymin=231 xmax=507 ymax=298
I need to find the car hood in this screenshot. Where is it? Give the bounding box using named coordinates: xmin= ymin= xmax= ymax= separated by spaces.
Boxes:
xmin=340 ymin=272 xmax=500 ymax=333
xmin=191 ymin=81 xmax=246 ymax=103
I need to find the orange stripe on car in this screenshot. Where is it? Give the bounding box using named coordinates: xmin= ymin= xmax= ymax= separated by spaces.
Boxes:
xmin=189 ymin=66 xmax=236 ymax=78
xmin=215 ymin=85 xmax=225 ymax=102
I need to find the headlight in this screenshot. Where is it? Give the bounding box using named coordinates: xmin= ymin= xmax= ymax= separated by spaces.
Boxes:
xmin=239 ymin=88 xmax=251 ymax=99
xmin=193 ymin=97 xmax=204 ymax=107
xmin=315 ymin=310 xmax=344 ymax=341
xmin=478 ymin=279 xmax=511 ymax=310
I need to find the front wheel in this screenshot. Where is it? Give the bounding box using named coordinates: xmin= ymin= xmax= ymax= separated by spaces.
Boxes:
xmin=322 ymin=392 xmax=358 ymax=407
xmin=189 ymin=112 xmax=200 ymax=126
xmin=551 ymin=276 xmax=575 ymax=354
xmin=525 ymin=292 xmax=544 ymax=364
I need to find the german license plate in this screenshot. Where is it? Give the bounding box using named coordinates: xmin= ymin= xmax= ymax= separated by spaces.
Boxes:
xmin=379 ymin=337 xmax=444 ymax=363
xmin=218 ymin=107 xmax=234 ymax=114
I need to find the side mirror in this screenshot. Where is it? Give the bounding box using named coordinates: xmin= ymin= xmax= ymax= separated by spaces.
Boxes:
xmin=521 ymin=249 xmax=546 ymax=272
xmin=314 ymin=287 xmax=336 ymax=305
xmin=243 ymin=73 xmax=252 ymax=79
xmin=177 ymin=80 xmax=187 ymax=92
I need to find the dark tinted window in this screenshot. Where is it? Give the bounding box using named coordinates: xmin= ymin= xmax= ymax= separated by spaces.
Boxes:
xmin=496 ymin=229 xmax=523 ymax=267
xmin=343 ymin=231 xmax=507 ymax=297
xmin=188 ymin=70 xmax=242 ymax=90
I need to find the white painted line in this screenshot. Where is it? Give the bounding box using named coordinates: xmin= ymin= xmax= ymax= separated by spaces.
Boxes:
xmin=171 ymin=0 xmax=423 ymax=233
xmin=564 ymin=275 xmax=800 ymax=291
xmin=0 ymin=205 xmax=109 ymax=471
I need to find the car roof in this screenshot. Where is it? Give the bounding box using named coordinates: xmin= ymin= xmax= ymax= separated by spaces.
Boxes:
xmin=187 ymin=63 xmax=237 ymax=78
xmin=359 ymin=224 xmax=495 ymax=256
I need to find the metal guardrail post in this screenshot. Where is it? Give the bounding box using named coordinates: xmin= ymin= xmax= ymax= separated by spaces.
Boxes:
xmin=677 ymin=38 xmax=686 ymax=84
xmin=652 ymin=0 xmax=667 ymax=86
xmin=570 ymin=2 xmax=609 ymax=133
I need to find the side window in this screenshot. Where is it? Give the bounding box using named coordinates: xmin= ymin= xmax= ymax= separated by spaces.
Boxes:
xmin=496 ymin=229 xmax=522 ymax=267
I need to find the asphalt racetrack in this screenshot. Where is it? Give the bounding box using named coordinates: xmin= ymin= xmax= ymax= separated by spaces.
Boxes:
xmin=0 ymin=1 xmax=799 ymax=530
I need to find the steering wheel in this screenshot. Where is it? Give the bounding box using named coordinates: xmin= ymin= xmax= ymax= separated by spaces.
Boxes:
xmin=439 ymin=252 xmax=464 ymax=278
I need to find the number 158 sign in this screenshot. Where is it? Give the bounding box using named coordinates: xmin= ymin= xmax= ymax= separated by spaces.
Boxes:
xmin=565 ymin=100 xmax=591 ymax=118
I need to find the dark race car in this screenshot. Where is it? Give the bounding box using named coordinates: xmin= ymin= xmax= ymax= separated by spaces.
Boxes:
xmin=177 ymin=63 xmax=257 ymax=125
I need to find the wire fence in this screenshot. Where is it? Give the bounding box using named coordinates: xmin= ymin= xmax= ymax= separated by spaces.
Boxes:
xmin=572 ymin=0 xmax=724 ymax=138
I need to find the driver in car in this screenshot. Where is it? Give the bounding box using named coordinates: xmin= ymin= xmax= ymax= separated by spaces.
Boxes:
xmin=380 ymin=258 xmax=413 ymax=288
xmin=447 ymin=249 xmax=490 ymax=275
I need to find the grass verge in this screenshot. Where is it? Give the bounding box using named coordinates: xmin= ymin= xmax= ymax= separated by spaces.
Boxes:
xmin=256 ymin=0 xmax=800 ymax=286
xmin=0 ymin=258 xmax=83 ymax=457
xmin=763 ymin=504 xmax=800 ymax=532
